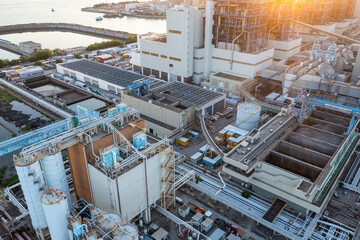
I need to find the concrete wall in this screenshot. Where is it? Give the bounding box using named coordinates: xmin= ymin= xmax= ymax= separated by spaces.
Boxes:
xmin=223 ymin=163 xmax=321 ymax=213
xmin=122 ymin=94 xmax=186 ymax=130
xmin=210 ymin=47 xmax=274 ymax=79
xmin=334 ymin=21 xmax=350 ymax=34
xmin=67 ymin=121 xmax=145 ymax=203
xmin=145 ymin=120 xmax=173 ymax=139
xmin=88 ymin=149 xmax=169 ymax=221
xmin=202 ymin=73 xmax=251 ymax=97
xmin=268 ymin=38 xmax=302 ymax=60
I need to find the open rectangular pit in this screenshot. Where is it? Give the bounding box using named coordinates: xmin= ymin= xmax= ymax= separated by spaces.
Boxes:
xmin=294 ymin=125 xmax=344 ymax=146
xmin=311 ymin=110 xmax=350 ymax=127
xmin=302 ymin=117 xmax=347 ymax=135
xmin=274 ymin=141 xmax=330 ymax=168
xmin=265 ymin=151 xmax=322 ymax=182
xmin=286 ymin=132 xmax=337 ymax=156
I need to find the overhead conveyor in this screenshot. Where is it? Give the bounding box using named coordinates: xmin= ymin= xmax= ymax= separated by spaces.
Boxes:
xmin=294 ymin=20 xmax=360 ymax=45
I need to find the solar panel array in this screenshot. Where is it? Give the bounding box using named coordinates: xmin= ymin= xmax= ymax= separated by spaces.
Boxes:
xmin=152 ymin=81 xmax=223 ymax=107
xmin=60 ymin=60 xmax=224 ymax=107
xmin=60 ymin=59 xmax=144 ymax=87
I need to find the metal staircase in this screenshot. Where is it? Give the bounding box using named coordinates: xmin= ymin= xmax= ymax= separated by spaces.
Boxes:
xmin=161 ymin=149 xmax=175 ymax=209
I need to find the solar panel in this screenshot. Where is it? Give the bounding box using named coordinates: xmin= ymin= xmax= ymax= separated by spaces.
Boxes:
xmin=152 ymin=81 xmax=223 ymax=107
xmin=60 ymin=59 xmax=144 ymax=87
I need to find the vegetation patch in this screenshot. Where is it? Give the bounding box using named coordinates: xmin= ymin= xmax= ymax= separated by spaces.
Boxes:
xmin=0 ymin=89 xmax=18 ymax=102
xmin=86 ymin=40 xmax=124 ymax=51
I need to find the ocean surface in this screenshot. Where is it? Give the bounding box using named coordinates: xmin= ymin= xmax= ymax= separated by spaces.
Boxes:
xmin=0 ymin=0 xmax=166 ymax=59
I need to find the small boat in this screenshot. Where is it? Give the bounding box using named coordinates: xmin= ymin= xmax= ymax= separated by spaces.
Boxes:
xmin=96 ymin=16 xmax=103 ymax=21
xmin=52 ymin=8 xmax=55 ymax=12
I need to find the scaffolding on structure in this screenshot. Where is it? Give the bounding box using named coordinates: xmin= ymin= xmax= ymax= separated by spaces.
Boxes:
xmin=298 ymin=0 xmax=334 ymax=25
xmin=268 ymin=0 xmax=297 ymax=41
xmin=330 ymin=0 xmax=351 ymax=22
xmin=212 ymin=0 xmax=269 ymax=53
xmin=160 ymin=149 xmax=176 ymax=209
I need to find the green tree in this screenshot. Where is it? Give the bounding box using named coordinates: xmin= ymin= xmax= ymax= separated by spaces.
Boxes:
xmin=241 ymin=190 xmax=251 ymax=199
xmin=55 ymin=59 xmax=63 ymax=63
xmin=53 ymin=48 xmax=62 ymax=54
xmin=74 ymin=54 xmax=82 ymax=59
xmin=125 ymin=36 xmax=137 ymax=44
xmin=86 ymin=40 xmax=124 ymax=51
xmin=34 ymin=61 xmax=43 ymax=66
xmin=28 ymin=49 xmax=52 ymax=62
xmin=20 ymin=55 xmax=28 ymax=63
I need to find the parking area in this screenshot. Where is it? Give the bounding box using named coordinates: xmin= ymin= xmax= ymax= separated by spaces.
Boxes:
xmin=173 ymin=104 xmax=238 ymax=158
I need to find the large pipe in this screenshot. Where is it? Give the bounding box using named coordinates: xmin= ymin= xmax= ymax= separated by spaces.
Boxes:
xmin=14 ymin=232 xmax=25 ymax=240
xmin=294 ymin=20 xmax=360 ymax=44
xmin=230 ymin=10 xmax=247 ymax=70
xmin=0 ymin=209 xmax=12 ymax=221
xmin=21 ymin=232 xmax=32 ymax=240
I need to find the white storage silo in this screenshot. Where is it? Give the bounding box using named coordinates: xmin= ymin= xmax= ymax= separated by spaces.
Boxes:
xmin=15 ymin=160 xmax=47 ymax=229
xmin=40 ymin=152 xmax=72 ymax=209
xmin=41 ymin=189 xmax=70 ymax=240
xmin=113 ymin=223 xmax=139 ymax=240
xmin=236 ymin=103 xmax=261 ymax=131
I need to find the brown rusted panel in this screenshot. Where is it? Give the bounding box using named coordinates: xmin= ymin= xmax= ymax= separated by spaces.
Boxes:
xmin=67 ymin=143 xmax=93 ymax=203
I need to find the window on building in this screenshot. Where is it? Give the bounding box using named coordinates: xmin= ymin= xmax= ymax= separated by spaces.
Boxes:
xmin=108 ymin=85 xmax=116 ymax=93
xmin=92 ymin=80 xmax=99 ymax=87
xmin=218 ymin=80 xmax=224 ymax=88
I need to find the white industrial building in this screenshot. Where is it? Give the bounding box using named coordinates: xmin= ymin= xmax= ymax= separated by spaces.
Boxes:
xmin=131 ymin=2 xmax=275 ymax=84
xmin=131 ymin=5 xmax=205 ymax=83
xmin=57 ymin=59 xmax=146 ymax=94
xmin=56 ymin=59 xmax=226 ymax=138
xmin=19 ymin=41 xmax=42 ymax=55
xmin=63 ymin=46 xmax=86 ymax=55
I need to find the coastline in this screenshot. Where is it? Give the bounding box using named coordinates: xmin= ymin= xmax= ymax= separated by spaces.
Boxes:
xmin=81 ymin=7 xmax=166 ymax=19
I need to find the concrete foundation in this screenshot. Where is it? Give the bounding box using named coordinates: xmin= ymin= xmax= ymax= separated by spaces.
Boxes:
xmin=334 ymin=21 xmax=350 ymax=34
xmin=268 ymin=38 xmax=302 ymax=60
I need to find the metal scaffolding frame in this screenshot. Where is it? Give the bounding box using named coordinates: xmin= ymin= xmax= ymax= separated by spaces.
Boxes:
xmin=330 ymin=0 xmax=356 ymax=22
xmin=212 ymin=0 xmax=269 ymax=53
xmin=298 ymin=0 xmax=334 ymax=25
xmin=268 ymin=0 xmax=297 ymax=41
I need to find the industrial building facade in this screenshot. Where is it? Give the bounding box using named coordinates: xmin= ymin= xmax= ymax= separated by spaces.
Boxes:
xmin=132 ymin=0 xmax=359 ymax=85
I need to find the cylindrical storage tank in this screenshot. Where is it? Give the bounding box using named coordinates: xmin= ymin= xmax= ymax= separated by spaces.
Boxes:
xmin=97 ymin=210 xmax=122 ymax=233
xmin=40 ymin=152 xmax=71 ymax=209
xmin=15 ymin=160 xmax=47 ymax=229
xmin=236 ymin=103 xmax=261 ymax=131
xmin=113 ymin=223 xmax=138 ymax=240
xmin=41 ymin=189 xmax=70 ymax=240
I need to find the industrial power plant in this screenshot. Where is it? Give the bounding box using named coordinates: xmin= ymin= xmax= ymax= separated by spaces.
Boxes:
xmin=0 ymin=0 xmax=360 ymax=239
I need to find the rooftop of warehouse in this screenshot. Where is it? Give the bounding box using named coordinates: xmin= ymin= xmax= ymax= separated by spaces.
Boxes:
xmin=151 ymin=81 xmax=225 ymax=108
xmin=59 ymin=59 xmax=153 ymax=88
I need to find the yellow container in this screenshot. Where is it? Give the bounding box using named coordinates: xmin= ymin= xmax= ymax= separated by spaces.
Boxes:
xmin=176 ymin=137 xmax=189 ymax=147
